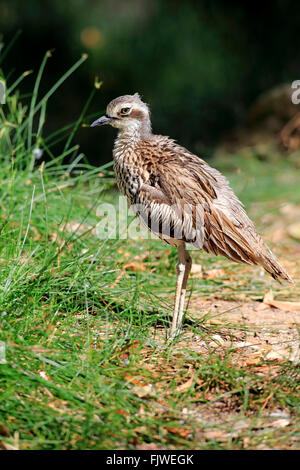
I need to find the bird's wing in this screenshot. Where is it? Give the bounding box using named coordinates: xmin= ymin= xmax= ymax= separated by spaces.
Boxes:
xmin=135 ymin=141 xmax=261 ymax=264
xmin=133 ymin=138 xmax=293 ymax=283
xmin=134 ymin=181 xmax=205 ymax=246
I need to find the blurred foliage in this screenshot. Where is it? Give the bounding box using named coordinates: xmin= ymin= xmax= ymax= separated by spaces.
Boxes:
xmin=0 ymin=0 xmax=300 ymax=164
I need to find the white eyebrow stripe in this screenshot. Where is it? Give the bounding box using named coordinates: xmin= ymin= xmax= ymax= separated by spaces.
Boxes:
xmin=118 ymin=103 xmax=133 ymax=109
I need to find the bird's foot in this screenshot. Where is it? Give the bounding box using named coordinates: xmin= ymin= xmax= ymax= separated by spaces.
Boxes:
xmin=168 ymin=327 xmax=182 ymax=342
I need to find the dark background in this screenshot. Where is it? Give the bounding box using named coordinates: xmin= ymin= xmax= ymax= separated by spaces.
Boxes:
xmin=0 ymin=0 xmax=299 ymax=165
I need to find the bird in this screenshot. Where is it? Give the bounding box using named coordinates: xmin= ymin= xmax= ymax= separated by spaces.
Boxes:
xmin=91 ymin=93 xmax=293 ymax=339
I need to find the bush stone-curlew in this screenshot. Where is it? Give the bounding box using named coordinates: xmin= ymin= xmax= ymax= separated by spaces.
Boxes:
xmin=91 ymin=93 xmax=293 ymax=338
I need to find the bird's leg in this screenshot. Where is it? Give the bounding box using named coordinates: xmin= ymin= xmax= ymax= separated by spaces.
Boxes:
xmin=176 ymin=248 xmax=192 ymax=333
xmin=170 ymin=244 xmax=187 ymax=339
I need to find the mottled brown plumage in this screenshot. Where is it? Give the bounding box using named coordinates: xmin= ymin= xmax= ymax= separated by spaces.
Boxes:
xmin=91 ymin=93 xmax=293 ymax=338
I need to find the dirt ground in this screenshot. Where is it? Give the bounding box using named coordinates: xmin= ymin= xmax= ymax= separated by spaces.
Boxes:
xmin=188 ymin=298 xmax=300 ymax=364
xmin=160 ymin=295 xmax=299 ymax=449
xmin=185 ymin=202 xmax=300 ymax=364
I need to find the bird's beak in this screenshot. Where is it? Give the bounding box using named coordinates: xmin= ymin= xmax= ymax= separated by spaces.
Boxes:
xmin=90 ymin=116 xmax=112 ymax=128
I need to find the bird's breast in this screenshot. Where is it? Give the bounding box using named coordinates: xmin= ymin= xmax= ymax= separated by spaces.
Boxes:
xmin=113 ymin=140 xmax=147 ymax=203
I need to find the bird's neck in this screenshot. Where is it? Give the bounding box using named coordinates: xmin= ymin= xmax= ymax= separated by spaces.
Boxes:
xmin=116 ymin=119 xmax=152 ymax=144
xmin=113 ymin=131 xmax=138 ymax=164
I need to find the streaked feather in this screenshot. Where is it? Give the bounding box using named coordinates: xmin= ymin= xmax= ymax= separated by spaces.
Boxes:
xmin=114 ymin=134 xmax=293 ymax=283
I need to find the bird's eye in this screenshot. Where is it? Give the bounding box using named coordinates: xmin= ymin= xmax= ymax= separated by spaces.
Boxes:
xmin=120 ymin=107 xmax=131 ymax=116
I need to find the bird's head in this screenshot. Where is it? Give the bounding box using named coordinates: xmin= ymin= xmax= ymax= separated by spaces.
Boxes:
xmin=90 ymin=93 xmax=151 ymax=139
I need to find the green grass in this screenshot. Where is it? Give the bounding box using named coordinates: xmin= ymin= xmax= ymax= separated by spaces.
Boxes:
xmin=0 ymin=52 xmax=300 ymax=450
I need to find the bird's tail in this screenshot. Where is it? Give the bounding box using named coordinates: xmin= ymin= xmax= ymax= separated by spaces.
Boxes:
xmin=258 ymin=247 xmax=294 ymax=284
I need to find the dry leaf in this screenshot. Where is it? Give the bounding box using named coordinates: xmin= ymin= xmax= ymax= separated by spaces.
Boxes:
xmin=47 ymin=400 xmax=69 ymax=413
xmin=165 ymin=426 xmax=192 ymax=438
xmin=109 ymin=269 xmax=125 ymax=288
xmin=30 ymin=226 xmax=42 ymax=241
xmin=280 ymin=203 xmax=299 ymax=216
xmin=256 ymin=302 xmax=269 ymax=311
xmin=136 ymin=443 xmax=164 ymax=450
xmin=265 ymin=350 xmax=289 ymax=361
xmin=64 ymin=222 xmax=89 ymax=234
xmin=0 ymin=424 xmax=9 ymax=437
xmin=263 ymin=291 xmax=300 ymax=311
xmin=131 ymin=384 xmax=154 ymax=398
xmin=125 ymin=376 xmax=144 ymax=385
xmin=287 ymin=222 xmax=300 ymax=240
xmin=204 ymin=429 xmax=228 ymax=441
xmin=243 ymin=437 xmax=250 ymax=448
xmin=263 ymin=290 xmax=274 ymax=305
xmin=204 ymin=268 xmax=226 ymax=279
xmin=38 ymin=370 xmax=50 ymax=381
xmin=208 ymin=334 xmax=226 ymax=347
xmin=271 ymin=300 xmax=300 ymax=311
xmin=245 ymin=355 xmax=262 ymax=366
xmin=2 ymin=442 xmax=18 ymax=451
xmin=176 ymin=376 xmax=194 ymax=393
xmin=2 ymin=432 xmax=19 ymax=450
xmin=270 ymin=418 xmax=290 ymax=428
xmin=124 ymin=262 xmax=145 ymax=272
